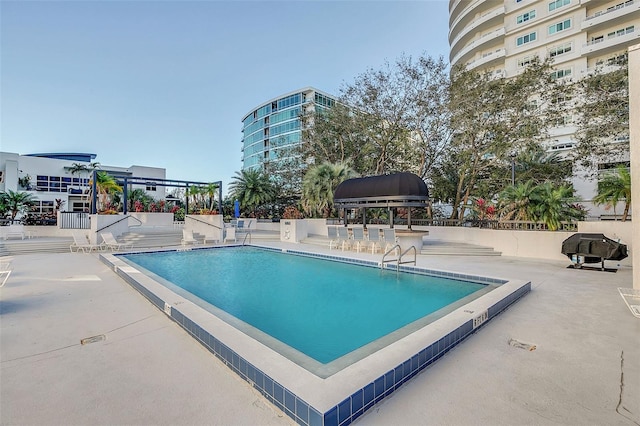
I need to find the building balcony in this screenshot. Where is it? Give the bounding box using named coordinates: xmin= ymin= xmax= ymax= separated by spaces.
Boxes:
xmin=465 ymin=48 xmax=507 ymax=70
xmin=450 ymin=6 xmax=505 ymax=53
xmin=582 ymin=0 xmax=640 ymax=31
xmin=451 ymin=27 xmax=506 ymax=67
xmin=450 ymin=0 xmax=494 ymax=40
xmin=582 ymin=26 xmax=640 ymax=56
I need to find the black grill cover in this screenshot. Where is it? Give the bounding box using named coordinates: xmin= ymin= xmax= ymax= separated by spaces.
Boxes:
xmin=561 ymin=233 xmax=628 ymax=264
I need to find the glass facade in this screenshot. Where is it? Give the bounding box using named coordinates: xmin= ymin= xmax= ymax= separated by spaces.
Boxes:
xmin=241 ymin=88 xmax=336 ymax=173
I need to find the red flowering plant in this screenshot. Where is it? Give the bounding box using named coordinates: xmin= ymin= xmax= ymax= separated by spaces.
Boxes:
xmin=472 ymin=198 xmax=497 ymax=221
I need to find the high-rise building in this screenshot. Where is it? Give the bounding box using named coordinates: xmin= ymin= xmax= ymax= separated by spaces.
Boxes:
xmin=241 ymin=87 xmax=336 ymax=174
xmin=449 ymin=0 xmax=639 ymax=214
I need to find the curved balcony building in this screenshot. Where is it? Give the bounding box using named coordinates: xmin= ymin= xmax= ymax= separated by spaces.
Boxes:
xmin=449 ymin=0 xmax=639 ymax=217
xmin=241 ymin=87 xmax=336 ymax=174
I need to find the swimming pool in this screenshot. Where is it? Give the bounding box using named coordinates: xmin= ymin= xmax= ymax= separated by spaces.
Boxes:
xmin=103 ymin=245 xmax=530 ymax=426
xmin=122 ymin=247 xmax=487 ymax=366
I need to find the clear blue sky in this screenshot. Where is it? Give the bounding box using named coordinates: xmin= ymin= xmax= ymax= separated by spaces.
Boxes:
xmin=1 ymin=0 xmax=450 ymax=195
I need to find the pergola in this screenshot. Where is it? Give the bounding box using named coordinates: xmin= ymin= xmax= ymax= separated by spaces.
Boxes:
xmin=333 ymin=172 xmax=429 ymax=229
xmin=90 ymin=171 xmax=222 ymax=215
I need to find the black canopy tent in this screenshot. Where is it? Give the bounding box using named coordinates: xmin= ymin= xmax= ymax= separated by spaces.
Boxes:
xmin=333 ymin=173 xmax=429 ymax=229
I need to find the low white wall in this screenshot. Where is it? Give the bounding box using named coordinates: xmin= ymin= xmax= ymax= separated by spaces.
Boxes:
xmin=185 ymin=215 xmax=224 ymax=242
xmin=129 ymin=212 xmax=174 ymax=227
xmin=91 ymin=214 xmax=130 ymax=244
xmin=420 ymin=222 xmax=632 ymax=265
xmin=306 ymin=219 xmax=331 ymax=236
xmin=255 ymin=221 xmax=280 ymax=232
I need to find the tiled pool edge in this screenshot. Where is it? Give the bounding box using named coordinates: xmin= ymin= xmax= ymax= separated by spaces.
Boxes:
xmin=100 ymin=251 xmax=531 ymax=426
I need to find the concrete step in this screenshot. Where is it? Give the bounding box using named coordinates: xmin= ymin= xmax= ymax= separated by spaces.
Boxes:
xmin=0 ymin=238 xmax=74 ymax=256
xmin=300 ymin=236 xmax=502 ymax=256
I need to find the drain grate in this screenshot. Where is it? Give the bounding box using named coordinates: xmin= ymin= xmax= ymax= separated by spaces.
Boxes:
xmin=80 ymin=334 xmax=106 ymax=345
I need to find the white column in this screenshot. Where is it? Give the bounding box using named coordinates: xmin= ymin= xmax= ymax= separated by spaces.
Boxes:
xmin=629 ymin=44 xmax=640 ymax=289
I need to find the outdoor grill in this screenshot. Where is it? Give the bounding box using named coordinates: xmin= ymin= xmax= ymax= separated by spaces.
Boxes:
xmin=561 ymin=233 xmax=628 ymax=270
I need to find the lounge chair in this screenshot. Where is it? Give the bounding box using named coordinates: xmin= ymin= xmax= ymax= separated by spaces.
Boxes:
xmin=181 ymin=229 xmax=199 ymax=247
xmin=70 ymin=231 xmax=102 ymax=253
xmin=367 ymin=228 xmax=382 ymax=254
xmin=336 ymin=227 xmax=351 ymax=251
xmin=101 ymin=232 xmax=134 ymax=251
xmin=327 ymin=226 xmax=339 ymax=249
xmin=0 ymin=261 xmax=12 ymax=288
xmin=383 ymin=228 xmax=399 ymax=254
xmin=351 ymin=227 xmax=366 ymax=252
xmin=224 ymin=226 xmax=236 ymax=244
xmin=2 ymin=224 xmax=31 ymax=240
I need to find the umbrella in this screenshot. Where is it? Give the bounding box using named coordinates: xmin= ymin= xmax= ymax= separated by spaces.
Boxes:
xmin=234 ymin=200 xmax=240 ymax=218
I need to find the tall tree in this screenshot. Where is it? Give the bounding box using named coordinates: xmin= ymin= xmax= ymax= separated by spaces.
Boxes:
xmin=300 ymin=54 xmax=450 ymax=180
xmin=229 ymin=169 xmax=277 ymax=217
xmin=446 ymin=58 xmax=562 ymax=219
xmin=573 ymin=55 xmax=629 ymax=173
xmin=593 ymin=165 xmax=631 ymax=221
xmin=301 ymin=162 xmax=358 ymax=218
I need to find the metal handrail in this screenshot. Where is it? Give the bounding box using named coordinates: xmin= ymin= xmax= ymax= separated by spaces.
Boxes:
xmin=242 ymin=232 xmax=252 ymax=246
xmin=128 ymin=215 xmax=143 ymax=228
xmin=381 ymin=245 xmax=416 ymax=271
xmin=398 ymin=246 xmax=417 ymax=269
xmin=381 ymin=244 xmax=401 ymax=269
xmin=185 ymin=215 xmax=222 ymax=230
xmin=97 ymin=215 xmax=134 ymax=233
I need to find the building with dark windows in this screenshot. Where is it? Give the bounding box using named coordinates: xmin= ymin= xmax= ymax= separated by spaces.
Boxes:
xmin=0 ymin=151 xmax=165 ymax=215
xmin=241 ymin=87 xmax=336 ymax=174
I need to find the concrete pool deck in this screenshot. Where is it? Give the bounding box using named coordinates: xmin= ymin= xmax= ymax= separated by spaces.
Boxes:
xmin=1 ymin=245 xmax=638 ymax=425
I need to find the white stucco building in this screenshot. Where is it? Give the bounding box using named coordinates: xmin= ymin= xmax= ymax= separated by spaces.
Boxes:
xmin=0 ymin=152 xmax=166 ymax=215
xmin=449 ymin=0 xmax=639 ymax=217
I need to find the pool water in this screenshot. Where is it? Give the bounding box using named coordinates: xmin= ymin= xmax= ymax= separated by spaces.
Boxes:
xmin=123 ymin=247 xmax=485 ymax=364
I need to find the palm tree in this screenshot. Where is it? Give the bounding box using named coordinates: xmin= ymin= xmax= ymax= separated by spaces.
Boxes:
xmin=530 ymin=183 xmax=584 ymax=231
xmin=205 ymin=182 xmax=220 ymax=212
xmin=90 ymin=171 xmax=122 ymax=212
xmin=498 ymin=180 xmax=537 ymax=221
xmin=0 ymin=190 xmax=37 ymax=221
xmin=229 ymin=169 xmax=277 ymax=217
xmin=301 ymin=162 xmax=358 ymax=218
xmin=593 ymin=165 xmax=631 ymax=221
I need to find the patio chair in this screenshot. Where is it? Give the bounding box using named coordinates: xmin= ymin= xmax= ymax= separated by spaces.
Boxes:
xmin=336 ymin=226 xmax=351 ymax=251
xmin=224 ymin=226 xmax=236 ymax=244
xmin=70 ymin=231 xmax=101 ymax=253
xmin=181 ymin=229 xmax=199 ymax=247
xmin=351 ymin=227 xmax=367 ymax=252
xmin=383 ymin=228 xmax=399 ymax=254
xmin=327 ymin=226 xmax=339 ymax=249
xmin=0 ymin=261 xmax=12 ymax=288
xmin=101 ymin=232 xmax=134 ymax=251
xmin=367 ymin=228 xmax=382 ymax=254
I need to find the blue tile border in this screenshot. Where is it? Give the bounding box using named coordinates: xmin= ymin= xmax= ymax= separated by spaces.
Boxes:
xmin=101 ymin=249 xmax=531 ymax=426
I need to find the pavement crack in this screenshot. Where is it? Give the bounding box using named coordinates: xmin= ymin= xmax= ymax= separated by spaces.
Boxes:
xmin=615 ymin=350 xmax=640 ymax=426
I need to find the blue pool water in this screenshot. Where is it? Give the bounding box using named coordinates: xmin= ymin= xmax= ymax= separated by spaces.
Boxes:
xmin=123 ymin=247 xmax=485 ymax=364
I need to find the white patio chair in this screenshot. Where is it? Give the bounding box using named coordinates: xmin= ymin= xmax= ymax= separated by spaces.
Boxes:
xmin=0 ymin=261 xmax=12 ymax=288
xmin=383 ymin=228 xmax=399 ymax=254
xmin=70 ymin=231 xmax=102 ymax=253
xmin=327 ymin=226 xmax=339 ymax=249
xmin=224 ymin=226 xmax=236 ymax=244
xmin=351 ymin=227 xmax=366 ymax=252
xmin=367 ymin=228 xmax=382 ymax=254
xmin=181 ymin=229 xmax=199 ymax=247
xmin=337 ymin=227 xmax=351 ymax=251
xmin=101 ymin=232 xmax=134 ymax=251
